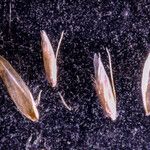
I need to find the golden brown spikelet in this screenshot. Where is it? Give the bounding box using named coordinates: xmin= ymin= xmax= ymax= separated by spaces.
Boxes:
xmin=0 ymin=56 xmax=39 ymax=122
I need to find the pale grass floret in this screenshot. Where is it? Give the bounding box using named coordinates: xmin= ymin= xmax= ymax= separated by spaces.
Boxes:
xmin=41 ymin=30 xmax=64 ymax=88
xmin=93 ymin=49 xmax=117 ymax=121
xmin=141 ymin=53 xmax=150 ymax=115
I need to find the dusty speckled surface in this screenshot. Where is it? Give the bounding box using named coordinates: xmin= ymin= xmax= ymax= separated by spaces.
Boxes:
xmin=0 ymin=0 xmax=150 ymax=149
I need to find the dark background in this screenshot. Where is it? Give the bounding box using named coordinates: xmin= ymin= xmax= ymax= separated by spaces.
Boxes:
xmin=0 ymin=0 xmax=150 ymax=149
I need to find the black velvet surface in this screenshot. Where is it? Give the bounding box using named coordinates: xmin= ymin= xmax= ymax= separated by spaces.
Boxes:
xmin=0 ymin=0 xmax=150 ymax=149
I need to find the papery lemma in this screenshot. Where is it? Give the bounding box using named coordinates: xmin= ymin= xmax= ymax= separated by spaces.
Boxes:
xmin=41 ymin=30 xmax=64 ymax=88
xmin=0 ymin=56 xmax=39 ymax=122
xmin=141 ymin=53 xmax=150 ymax=115
xmin=93 ymin=48 xmax=117 ymax=121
